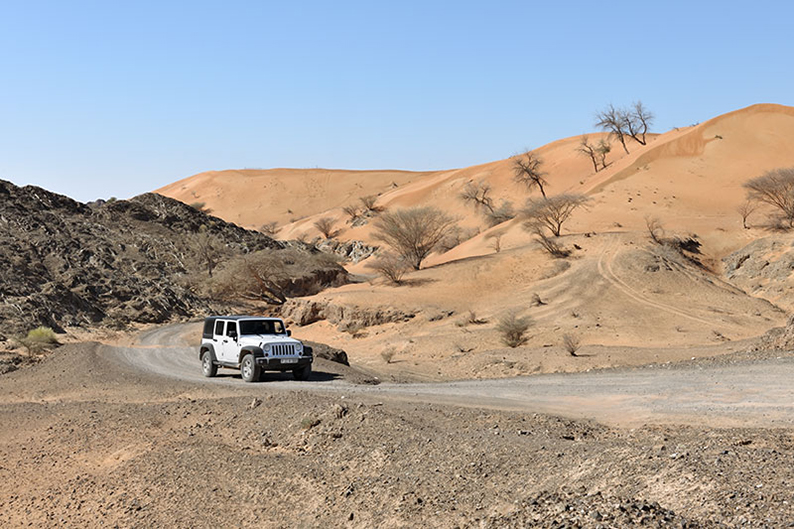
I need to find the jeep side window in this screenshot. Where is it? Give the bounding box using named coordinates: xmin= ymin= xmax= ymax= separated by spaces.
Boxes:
xmin=226 ymin=322 xmax=238 ymax=339
xmin=273 ymin=321 xmax=285 ymax=334
xmin=214 ymin=320 xmax=224 ymax=337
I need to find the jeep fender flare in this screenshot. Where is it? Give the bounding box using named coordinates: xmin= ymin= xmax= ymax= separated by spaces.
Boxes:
xmin=238 ymin=346 xmax=263 ymax=364
xmin=199 ymin=343 xmax=217 ymax=362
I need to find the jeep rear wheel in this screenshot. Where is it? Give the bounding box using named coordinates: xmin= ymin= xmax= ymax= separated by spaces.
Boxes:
xmin=241 ymin=354 xmax=259 ymax=383
xmin=201 ymin=351 xmax=217 ymax=378
xmin=293 ymin=363 xmax=311 ymax=381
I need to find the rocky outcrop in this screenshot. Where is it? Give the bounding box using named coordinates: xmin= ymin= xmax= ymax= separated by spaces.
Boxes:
xmin=313 ymin=239 xmax=378 ymax=264
xmin=280 ymin=299 xmax=415 ymax=328
xmin=0 ymin=180 xmax=346 ymax=337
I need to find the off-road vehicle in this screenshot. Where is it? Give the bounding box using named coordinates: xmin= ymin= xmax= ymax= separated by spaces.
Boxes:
xmin=199 ymin=316 xmax=313 ymax=382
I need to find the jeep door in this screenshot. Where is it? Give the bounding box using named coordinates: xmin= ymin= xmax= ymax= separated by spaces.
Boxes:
xmin=219 ymin=320 xmax=239 ymax=362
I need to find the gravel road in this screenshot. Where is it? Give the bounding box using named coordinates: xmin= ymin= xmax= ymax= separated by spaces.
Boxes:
xmin=114 ymin=324 xmax=794 ymax=428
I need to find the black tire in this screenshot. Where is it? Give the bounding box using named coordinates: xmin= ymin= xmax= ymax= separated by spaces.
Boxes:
xmin=240 ymin=353 xmax=260 ymax=383
xmin=293 ymin=363 xmax=311 ymax=381
xmin=201 ymin=350 xmax=217 ymax=378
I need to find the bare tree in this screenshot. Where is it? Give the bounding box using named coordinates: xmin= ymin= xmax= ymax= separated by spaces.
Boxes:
xmin=365 ymin=252 xmax=410 ymax=284
xmin=596 ymin=139 xmax=612 ymax=170
xmin=314 ymin=217 xmax=339 ymax=239
xmin=744 ymin=168 xmax=794 ymax=227
xmin=486 ymin=231 xmax=503 ymax=253
xmin=577 ymin=135 xmax=600 ymax=173
xmin=372 ymin=207 xmax=456 ymax=270
xmin=460 ymin=181 xmax=515 ymax=226
xmin=191 ymin=226 xmax=224 ymax=278
xmin=342 ymin=205 xmax=360 ymax=222
xmin=522 ymin=194 xmax=590 ymax=237
xmin=210 ymin=251 xmax=289 ymax=304
xmin=526 ymin=224 xmax=570 ymax=258
xmin=512 ymin=151 xmax=548 ymax=198
xmin=737 ymin=200 xmax=756 ymax=229
xmin=645 ymin=216 xmax=665 ymax=244
xmin=627 ymin=101 xmax=654 ymax=145
xmin=595 ymin=104 xmax=631 ymax=154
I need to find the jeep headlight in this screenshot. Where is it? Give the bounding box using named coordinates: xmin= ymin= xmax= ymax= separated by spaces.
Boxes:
xmin=263 ymin=344 xmax=272 ymax=354
xmin=295 ymin=343 xmax=303 ymax=353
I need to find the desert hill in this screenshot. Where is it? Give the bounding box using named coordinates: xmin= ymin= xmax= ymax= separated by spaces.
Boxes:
xmin=0 ymin=181 xmax=346 ymax=341
xmin=155 ymin=103 xmax=794 ymax=379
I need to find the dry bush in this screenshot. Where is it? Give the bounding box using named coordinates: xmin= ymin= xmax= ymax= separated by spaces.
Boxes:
xmin=578 ymin=135 xmax=612 ymax=172
xmin=496 ymin=311 xmax=532 ymax=348
xmin=372 ymin=207 xmax=456 ymax=269
xmin=562 ymin=333 xmax=580 ymax=356
xmin=737 ymin=200 xmax=756 ymax=229
xmin=380 ymin=347 xmax=397 ymax=364
xmin=190 ymin=226 xmax=226 ymax=278
xmin=342 ymin=205 xmax=360 ymax=222
xmin=743 ymin=167 xmax=794 ymax=227
xmin=365 ymin=252 xmax=410 ymax=284
xmin=259 ymin=221 xmax=279 ymax=237
xmin=460 ymin=181 xmax=515 ymax=227
xmin=595 ymin=101 xmax=654 ymax=154
xmin=522 ymin=194 xmax=589 ymax=237
xmin=645 ymin=216 xmax=665 ymax=244
xmin=360 ymin=195 xmax=383 ymax=213
xmin=530 ymin=293 xmax=545 ymax=306
xmin=525 ymin=223 xmax=570 ymax=258
xmin=486 ymin=231 xmax=504 ymax=253
xmin=512 ymin=151 xmax=548 ymax=198
xmin=189 ymin=201 xmax=210 ymax=213
xmin=340 ymin=322 xmax=365 ymax=338
xmin=314 ymin=217 xmax=339 ymax=239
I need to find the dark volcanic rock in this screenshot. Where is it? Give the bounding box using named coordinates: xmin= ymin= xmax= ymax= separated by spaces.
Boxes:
xmin=0 ymin=180 xmax=345 ymax=335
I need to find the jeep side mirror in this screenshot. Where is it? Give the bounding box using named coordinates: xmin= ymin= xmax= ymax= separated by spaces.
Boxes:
xmin=287 ymin=330 xmax=292 ymax=337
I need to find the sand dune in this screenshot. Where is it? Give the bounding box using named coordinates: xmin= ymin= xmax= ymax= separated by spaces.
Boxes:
xmin=156 ymin=103 xmax=794 ymax=377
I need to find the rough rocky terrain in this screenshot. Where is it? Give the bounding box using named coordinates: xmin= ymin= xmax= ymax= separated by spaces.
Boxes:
xmin=1 ymin=330 xmax=793 ymax=528
xmin=0 ymin=180 xmax=346 ymax=340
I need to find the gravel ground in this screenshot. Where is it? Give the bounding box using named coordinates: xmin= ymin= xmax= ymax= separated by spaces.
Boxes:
xmin=0 ymin=336 xmax=793 ymax=527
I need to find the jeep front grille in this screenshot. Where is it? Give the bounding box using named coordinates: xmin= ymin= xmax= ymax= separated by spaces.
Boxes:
xmin=270 ymin=344 xmax=296 ymax=356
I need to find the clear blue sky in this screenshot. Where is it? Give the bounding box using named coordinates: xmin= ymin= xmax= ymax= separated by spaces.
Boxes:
xmin=1 ymin=1 xmax=792 ymax=202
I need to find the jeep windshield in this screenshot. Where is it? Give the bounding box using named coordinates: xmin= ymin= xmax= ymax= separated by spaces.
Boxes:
xmin=239 ymin=319 xmax=285 ymax=336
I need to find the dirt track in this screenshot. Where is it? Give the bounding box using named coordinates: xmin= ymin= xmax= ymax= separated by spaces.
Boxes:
xmin=118 ymin=324 xmax=794 ymax=429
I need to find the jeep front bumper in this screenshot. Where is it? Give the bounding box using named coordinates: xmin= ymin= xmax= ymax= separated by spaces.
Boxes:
xmin=256 ymin=355 xmax=312 ymax=370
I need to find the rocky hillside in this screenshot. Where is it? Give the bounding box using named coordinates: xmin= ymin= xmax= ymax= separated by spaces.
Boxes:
xmin=0 ymin=180 xmax=346 ymax=340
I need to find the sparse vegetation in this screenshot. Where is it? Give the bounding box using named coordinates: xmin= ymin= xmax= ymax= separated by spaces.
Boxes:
xmin=380 ymin=347 xmax=397 ymax=364
xmin=360 ymin=195 xmax=382 ymax=213
xmin=496 ymin=311 xmax=532 ymax=348
xmin=191 ymin=225 xmax=225 ymax=278
xmin=259 ymin=221 xmax=279 ymax=237
xmin=595 ymin=101 xmax=654 ymax=154
xmin=512 ymin=151 xmax=548 ymax=197
xmin=372 ymin=207 xmax=456 ymax=270
xmin=189 ymin=201 xmax=210 ymax=213
xmin=342 ymin=205 xmax=360 ymax=222
xmin=645 ymin=216 xmax=665 ymax=244
xmin=737 ymin=200 xmax=756 ymax=229
xmin=562 ymin=333 xmax=580 ymax=356
xmin=577 ymin=135 xmax=612 ymax=172
xmin=314 ymin=217 xmax=339 ymax=239
xmin=437 ymin=226 xmax=480 ymax=253
xmin=486 ymin=231 xmax=503 ymax=253
xmin=15 ymin=326 xmax=59 ymax=355
xmin=365 ymin=252 xmax=410 ymax=284
xmin=532 ymin=228 xmax=571 ymax=258
xmin=460 ymin=181 xmax=515 ymax=227
xmin=522 ymin=194 xmax=590 ymax=237
xmin=743 ymin=167 xmax=794 ymax=227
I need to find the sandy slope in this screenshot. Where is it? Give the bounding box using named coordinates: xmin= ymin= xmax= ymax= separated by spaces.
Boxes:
xmin=155 ymin=104 xmax=794 ymax=377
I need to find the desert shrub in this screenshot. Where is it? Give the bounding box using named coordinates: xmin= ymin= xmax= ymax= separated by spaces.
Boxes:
xmin=460 ymin=181 xmax=515 ymax=227
xmin=380 ymin=347 xmax=396 ymax=364
xmin=562 ymin=333 xmax=580 ymax=356
xmin=512 ymin=151 xmax=548 ymax=197
xmin=365 ymin=252 xmax=410 ymax=284
xmin=645 ymin=216 xmax=665 ymax=245
xmin=486 ymin=231 xmax=504 ymax=253
xmin=314 ymin=217 xmax=339 ymax=239
xmin=360 ymin=195 xmax=382 ymax=213
xmin=372 ymin=207 xmax=456 ymax=269
xmin=259 ymin=221 xmax=279 ymax=237
xmin=189 ymin=201 xmax=210 ymax=213
xmin=496 ymin=311 xmax=532 ymax=348
xmin=532 ymin=228 xmax=570 ymax=258
xmin=15 ymin=326 xmax=59 ymax=355
xmin=737 ymin=200 xmax=756 ymax=229
xmin=342 ymin=205 xmax=360 ymax=222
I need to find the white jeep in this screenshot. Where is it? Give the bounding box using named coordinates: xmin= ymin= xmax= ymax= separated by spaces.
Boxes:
xmin=199 ymin=316 xmax=313 ymax=382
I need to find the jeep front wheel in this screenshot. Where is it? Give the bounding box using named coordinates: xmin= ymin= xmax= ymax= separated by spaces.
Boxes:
xmin=240 ymin=354 xmax=260 ymax=383
xmin=293 ymin=363 xmax=311 ymax=381
xmin=201 ymin=351 xmax=217 ymax=378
